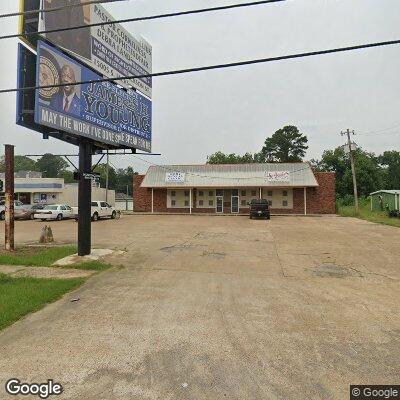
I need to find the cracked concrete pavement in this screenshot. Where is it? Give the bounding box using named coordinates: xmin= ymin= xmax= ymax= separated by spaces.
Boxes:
xmin=0 ymin=215 xmax=399 ymax=399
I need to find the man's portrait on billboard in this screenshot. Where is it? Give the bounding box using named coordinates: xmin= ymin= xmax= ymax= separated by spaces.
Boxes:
xmin=43 ymin=0 xmax=91 ymax=59
xmin=49 ymin=64 xmax=81 ymax=116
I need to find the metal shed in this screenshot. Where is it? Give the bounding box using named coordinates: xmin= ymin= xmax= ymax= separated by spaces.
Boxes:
xmin=370 ymin=190 xmax=400 ymax=211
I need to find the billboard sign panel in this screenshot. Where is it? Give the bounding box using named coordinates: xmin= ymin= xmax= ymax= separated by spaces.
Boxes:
xmin=265 ymin=171 xmax=290 ymax=182
xmin=35 ymin=41 xmax=152 ymax=151
xmin=38 ymin=0 xmax=152 ymax=98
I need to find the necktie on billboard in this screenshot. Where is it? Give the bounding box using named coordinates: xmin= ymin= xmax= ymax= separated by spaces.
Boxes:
xmin=64 ymin=97 xmax=69 ymax=112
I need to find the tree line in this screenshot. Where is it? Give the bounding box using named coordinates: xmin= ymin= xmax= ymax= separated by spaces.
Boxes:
xmin=207 ymin=125 xmax=400 ymax=199
xmin=0 ymin=154 xmax=136 ymax=195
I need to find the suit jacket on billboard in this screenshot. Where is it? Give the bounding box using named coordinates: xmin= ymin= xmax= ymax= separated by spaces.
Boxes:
xmin=44 ymin=0 xmax=91 ymax=60
xmin=49 ymin=92 xmax=81 ymax=117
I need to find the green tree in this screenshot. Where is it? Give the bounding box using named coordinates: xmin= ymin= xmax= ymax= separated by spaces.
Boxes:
xmin=93 ymin=163 xmax=117 ymax=190
xmin=36 ymin=154 xmax=69 ymax=178
xmin=59 ymin=170 xmax=75 ymax=184
xmin=0 ymin=156 xmax=38 ymax=173
xmin=115 ymin=166 xmax=137 ymax=194
xmin=378 ymin=151 xmax=400 ymax=189
xmin=14 ymin=156 xmax=38 ymax=172
xmin=259 ymin=125 xmax=308 ymax=162
xmin=207 ymin=151 xmax=256 ymax=164
xmin=316 ymin=146 xmax=385 ymax=198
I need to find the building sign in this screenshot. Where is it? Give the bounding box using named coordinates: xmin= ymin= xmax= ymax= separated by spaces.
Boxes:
xmin=82 ymin=173 xmax=101 ymax=181
xmin=35 ymin=41 xmax=152 ymax=152
xmin=265 ymin=171 xmax=291 ymax=182
xmin=165 ymin=172 xmax=186 ymax=183
xmin=38 ymin=0 xmax=152 ymax=98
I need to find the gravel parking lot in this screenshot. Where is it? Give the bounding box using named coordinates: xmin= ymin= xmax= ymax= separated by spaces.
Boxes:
xmin=0 ymin=215 xmax=399 ymax=399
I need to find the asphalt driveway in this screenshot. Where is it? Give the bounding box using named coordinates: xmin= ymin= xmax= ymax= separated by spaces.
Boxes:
xmin=0 ymin=215 xmax=399 ymax=399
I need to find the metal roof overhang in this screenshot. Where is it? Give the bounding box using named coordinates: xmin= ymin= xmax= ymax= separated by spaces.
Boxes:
xmin=141 ymin=163 xmax=319 ymax=188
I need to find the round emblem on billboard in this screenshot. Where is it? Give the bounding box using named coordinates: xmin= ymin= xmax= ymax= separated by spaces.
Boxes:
xmin=39 ymin=52 xmax=60 ymax=102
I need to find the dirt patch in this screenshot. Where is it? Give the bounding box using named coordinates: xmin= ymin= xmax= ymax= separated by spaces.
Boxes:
xmin=201 ymin=250 xmax=226 ymax=259
xmin=310 ymin=263 xmax=362 ymax=278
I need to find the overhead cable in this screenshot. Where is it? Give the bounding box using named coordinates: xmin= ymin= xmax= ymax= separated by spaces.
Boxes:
xmin=358 ymin=122 xmax=400 ymax=136
xmin=0 ymin=0 xmax=286 ymax=40
xmin=2 ymin=38 xmax=400 ymax=94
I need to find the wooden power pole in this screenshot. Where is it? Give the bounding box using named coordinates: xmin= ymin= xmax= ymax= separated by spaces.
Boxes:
xmin=105 ymin=150 xmax=109 ymax=203
xmin=341 ymin=129 xmax=359 ymax=214
xmin=4 ymin=144 xmax=15 ymax=251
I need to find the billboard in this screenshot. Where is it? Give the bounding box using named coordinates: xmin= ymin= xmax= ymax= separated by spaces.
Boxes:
xmin=37 ymin=0 xmax=152 ymax=98
xmin=16 ymin=43 xmax=50 ymax=137
xmin=35 ymin=40 xmax=152 ymax=151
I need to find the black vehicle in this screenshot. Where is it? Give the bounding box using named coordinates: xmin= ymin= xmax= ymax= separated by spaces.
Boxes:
xmin=249 ymin=199 xmax=271 ymax=220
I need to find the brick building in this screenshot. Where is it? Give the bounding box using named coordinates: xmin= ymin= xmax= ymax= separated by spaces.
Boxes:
xmin=133 ymin=163 xmax=335 ymax=215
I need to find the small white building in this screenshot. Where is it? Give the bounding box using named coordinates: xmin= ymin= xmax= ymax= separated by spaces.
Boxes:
xmin=0 ymin=171 xmax=115 ymax=206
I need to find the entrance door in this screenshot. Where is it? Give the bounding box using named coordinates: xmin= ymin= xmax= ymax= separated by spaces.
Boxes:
xmin=231 ymin=196 xmax=239 ymax=213
xmin=216 ymin=196 xmax=224 ymax=213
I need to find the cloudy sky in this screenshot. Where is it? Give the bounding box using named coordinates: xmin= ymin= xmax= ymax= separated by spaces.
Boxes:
xmin=0 ymin=0 xmax=399 ymax=173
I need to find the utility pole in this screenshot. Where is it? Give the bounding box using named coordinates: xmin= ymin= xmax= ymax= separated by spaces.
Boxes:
xmin=105 ymin=150 xmax=109 ymax=202
xmin=341 ymin=129 xmax=359 ymax=214
xmin=4 ymin=144 xmax=15 ymax=251
xmin=126 ymin=185 xmax=129 ymax=211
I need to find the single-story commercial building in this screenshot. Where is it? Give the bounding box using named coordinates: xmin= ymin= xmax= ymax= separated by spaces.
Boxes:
xmin=370 ymin=190 xmax=400 ymax=211
xmin=0 ymin=171 xmax=115 ymax=206
xmin=133 ymin=163 xmax=335 ymax=215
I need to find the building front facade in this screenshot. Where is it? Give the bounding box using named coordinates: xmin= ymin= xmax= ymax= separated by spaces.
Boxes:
xmin=0 ymin=171 xmax=115 ymax=206
xmin=133 ymin=163 xmax=335 ymax=215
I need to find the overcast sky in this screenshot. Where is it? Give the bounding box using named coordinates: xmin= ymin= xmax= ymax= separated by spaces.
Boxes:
xmin=0 ymin=0 xmax=399 ymax=173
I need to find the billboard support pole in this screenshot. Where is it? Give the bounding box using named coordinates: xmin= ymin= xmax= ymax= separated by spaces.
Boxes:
xmin=4 ymin=145 xmax=15 ymax=252
xmin=78 ymin=141 xmax=92 ymax=256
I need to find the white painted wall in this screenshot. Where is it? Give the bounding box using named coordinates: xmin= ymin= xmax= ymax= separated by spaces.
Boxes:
xmin=115 ymin=200 xmax=133 ymax=211
xmin=59 ymin=185 xmax=115 ymax=207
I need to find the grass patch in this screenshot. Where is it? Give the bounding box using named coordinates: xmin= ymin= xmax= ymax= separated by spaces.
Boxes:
xmin=65 ymin=261 xmax=113 ymax=271
xmin=0 ymin=273 xmax=85 ymax=331
xmin=0 ymin=245 xmax=77 ymax=267
xmin=0 ymin=246 xmax=114 ymax=271
xmin=337 ymin=199 xmax=400 ymax=228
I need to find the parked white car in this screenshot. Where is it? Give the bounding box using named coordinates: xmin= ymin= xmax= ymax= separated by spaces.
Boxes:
xmin=34 ymin=204 xmax=74 ymax=221
xmin=72 ymin=201 xmax=119 ymax=221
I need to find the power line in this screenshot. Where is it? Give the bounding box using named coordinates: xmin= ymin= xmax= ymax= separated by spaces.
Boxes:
xmin=358 ymin=122 xmax=400 ymax=136
xmin=0 ymin=0 xmax=286 ymax=40
xmin=358 ymin=131 xmax=400 ymax=137
xmin=2 ymin=38 xmax=400 ymax=95
xmin=0 ymin=0 xmax=126 ymax=19
xmin=22 ymin=152 xmax=162 ymax=157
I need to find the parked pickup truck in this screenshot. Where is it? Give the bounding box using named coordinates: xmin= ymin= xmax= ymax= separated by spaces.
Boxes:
xmin=72 ymin=201 xmax=119 ymax=221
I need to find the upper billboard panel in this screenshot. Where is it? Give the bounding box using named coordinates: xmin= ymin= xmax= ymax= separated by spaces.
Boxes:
xmin=38 ymin=0 xmax=152 ymax=98
xmin=35 ymin=40 xmax=152 ymax=151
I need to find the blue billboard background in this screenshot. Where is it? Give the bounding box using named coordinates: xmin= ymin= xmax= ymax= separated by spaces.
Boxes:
xmin=34 ymin=41 xmax=152 ymax=151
